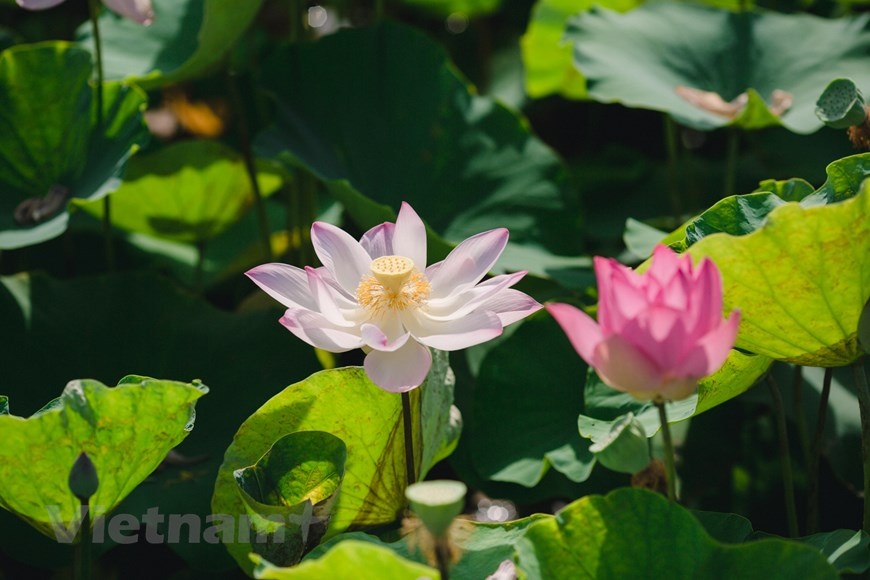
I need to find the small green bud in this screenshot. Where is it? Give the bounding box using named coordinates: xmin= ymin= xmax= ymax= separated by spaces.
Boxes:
xmin=68 ymin=452 xmax=99 ymax=501
xmin=405 ymin=480 xmax=466 ymax=538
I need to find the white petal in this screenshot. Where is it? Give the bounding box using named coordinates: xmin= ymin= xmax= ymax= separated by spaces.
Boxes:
xmin=360 ymin=323 xmax=411 ymax=352
xmin=246 ymin=263 xmax=316 ymax=311
xmin=402 ymin=309 xmax=503 ymax=351
xmin=279 ymin=309 xmax=363 ymax=352
xmin=481 ymin=288 xmax=543 ymax=326
xmin=364 ymin=340 xmax=432 ymax=393
xmin=102 ymin=0 xmax=153 ymax=24
xmin=392 ymin=202 xmax=427 ymax=270
xmin=360 ymin=223 xmax=395 ymax=259
xmin=425 ymin=271 xmax=527 ymax=321
xmin=305 ymin=267 xmax=355 ymax=327
xmin=311 ymin=222 xmax=372 ymax=295
xmin=16 ymin=0 xmax=66 ymax=10
xmin=426 ymin=228 xmax=509 ymax=299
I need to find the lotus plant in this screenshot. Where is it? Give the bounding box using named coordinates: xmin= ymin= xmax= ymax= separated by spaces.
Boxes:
xmin=16 ymin=0 xmax=154 ymax=24
xmin=547 ymin=245 xmax=740 ymax=500
xmin=247 ymin=202 xmax=541 ymax=393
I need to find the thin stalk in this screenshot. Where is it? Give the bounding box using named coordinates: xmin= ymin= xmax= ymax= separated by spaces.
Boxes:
xmin=807 ymin=367 xmax=833 ymax=534
xmin=194 ymin=240 xmax=206 ymax=294
xmin=227 ymin=72 xmax=272 ymax=261
xmin=655 ymin=399 xmax=677 ymax=502
xmin=853 ymin=358 xmax=870 ymax=533
xmin=767 ymin=374 xmax=799 ymax=537
xmin=664 ymin=116 xmax=683 ymax=223
xmin=434 ymin=536 xmax=450 ymax=580
xmin=792 ymin=365 xmax=812 ymax=471
xmin=87 ymin=0 xmax=113 ymax=270
xmin=73 ymin=500 xmax=92 ymax=580
xmin=375 ymin=0 xmax=385 ymax=19
xmin=723 ymin=129 xmax=739 ymax=198
xmin=300 ymin=171 xmax=317 ymax=264
xmin=402 ymin=391 xmax=416 ymax=486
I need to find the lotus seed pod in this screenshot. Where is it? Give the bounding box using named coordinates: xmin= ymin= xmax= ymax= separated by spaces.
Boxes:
xmin=815 ymin=78 xmax=867 ymax=130
xmin=589 ymin=413 xmax=651 ymax=475
xmin=68 ymin=452 xmax=99 ymax=501
xmin=405 ymin=480 xmax=467 ymax=538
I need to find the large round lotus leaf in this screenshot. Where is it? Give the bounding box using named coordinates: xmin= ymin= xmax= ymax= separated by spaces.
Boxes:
xmin=687 ymin=186 xmax=870 ymax=366
xmin=515 ymin=488 xmax=838 ymax=579
xmin=0 ymin=376 xmax=206 ymax=539
xmin=212 ymin=351 xmax=456 ymax=574
xmin=0 ymin=42 xmax=147 ymax=249
xmin=76 ymin=0 xmax=263 ymax=89
xmin=521 ymin=0 xmax=642 ymax=99
xmin=256 ymin=21 xmax=586 ymax=278
xmin=73 ymin=140 xmax=283 ymax=244
xmin=566 ymin=4 xmax=870 ymax=133
xmin=251 ymin=541 xmax=438 ymax=580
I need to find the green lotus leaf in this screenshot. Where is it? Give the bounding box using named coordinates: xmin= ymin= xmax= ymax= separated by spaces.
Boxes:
xmin=687 ymin=185 xmax=870 ymax=366
xmin=256 ymin=21 xmax=585 ymax=278
xmin=515 ymin=488 xmax=838 ymax=579
xmin=251 ymin=541 xmax=438 ymax=580
xmin=0 ymin=376 xmax=207 ymax=539
xmin=77 ymin=0 xmax=263 ymax=89
xmin=0 ymin=42 xmax=147 ymax=249
xmin=212 ymin=350 xmax=456 ymax=574
xmin=521 ymin=0 xmax=642 ymax=99
xmin=234 ymin=431 xmax=346 ymax=567
xmin=0 ymin=271 xmax=323 ymax=571
xmin=566 ymin=4 xmax=870 ymax=133
xmin=402 ymin=0 xmax=502 ymax=18
xmin=73 ymin=140 xmax=283 ymax=244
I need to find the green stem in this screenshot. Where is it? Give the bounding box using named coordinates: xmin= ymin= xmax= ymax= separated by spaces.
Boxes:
xmin=434 ymin=536 xmax=450 ymax=580
xmin=375 ymin=0 xmax=385 ymax=19
xmin=655 ymin=399 xmax=677 ymax=502
xmin=767 ymin=374 xmax=799 ymax=537
xmin=402 ymin=391 xmax=416 ymax=486
xmin=853 ymin=358 xmax=870 ymax=533
xmin=792 ymin=365 xmax=812 ymax=472
xmin=664 ymin=116 xmax=683 ymax=224
xmin=723 ymin=129 xmax=739 ymax=198
xmin=73 ymin=500 xmax=92 ymax=580
xmin=88 ymin=0 xmax=113 ymax=271
xmin=807 ymin=367 xmax=833 ymax=534
xmin=194 ymin=239 xmax=206 ymax=294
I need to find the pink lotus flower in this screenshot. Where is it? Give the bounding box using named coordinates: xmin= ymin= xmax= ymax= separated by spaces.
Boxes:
xmin=16 ymin=0 xmax=153 ymax=24
xmin=247 ymin=203 xmax=542 ymax=392
xmin=547 ymin=245 xmax=740 ymax=402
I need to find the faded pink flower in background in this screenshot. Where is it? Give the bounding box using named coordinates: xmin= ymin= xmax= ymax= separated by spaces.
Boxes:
xmin=247 ymin=203 xmax=541 ymax=392
xmin=547 ymin=245 xmax=740 ymax=401
xmin=16 ymin=0 xmax=153 ymax=24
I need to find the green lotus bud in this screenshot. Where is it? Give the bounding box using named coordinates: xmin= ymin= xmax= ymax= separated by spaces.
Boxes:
xmin=859 ymin=297 xmax=870 ymax=355
xmin=405 ymin=480 xmax=466 ymax=538
xmin=815 ymin=78 xmax=867 ymax=130
xmin=68 ymin=452 xmax=99 ymax=501
xmin=589 ymin=413 xmax=650 ymax=474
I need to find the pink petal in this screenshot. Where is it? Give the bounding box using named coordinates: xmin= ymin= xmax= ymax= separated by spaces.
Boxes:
xmin=425 ymin=270 xmax=527 ymax=321
xmin=604 ymin=267 xmax=648 ymax=333
xmin=392 ymin=202 xmax=427 ymax=271
xmin=102 ymin=0 xmax=153 ymax=24
xmin=656 ymin=377 xmax=700 ymax=402
xmin=246 ymin=263 xmax=317 ymax=311
xmin=401 ymin=309 xmax=503 ymax=350
xmin=620 ymin=305 xmax=687 ymax=373
xmin=675 ymin=310 xmax=741 ymax=378
xmin=593 ymin=334 xmax=665 ymax=399
xmin=364 ymin=340 xmax=432 ymax=393
xmin=481 ymin=288 xmax=543 ymax=326
xmin=545 ymin=302 xmax=603 ymax=365
xmin=15 ymin=0 xmax=66 ymax=9
xmin=311 ymin=222 xmax=373 ymax=295
xmin=647 ymin=245 xmax=683 ymax=286
xmin=685 ymin=258 xmax=724 ymax=339
xmin=426 ymin=228 xmax=509 ymax=299
xmin=360 ymin=223 xmax=395 ymax=259
xmin=279 ymin=309 xmax=363 ymax=352
xmin=360 ymin=323 xmax=411 ymax=352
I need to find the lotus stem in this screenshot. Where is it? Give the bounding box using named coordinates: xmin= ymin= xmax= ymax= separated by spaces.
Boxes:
xmin=87 ymin=0 xmax=113 ymax=270
xmin=664 ymin=116 xmax=683 ymax=223
xmin=194 ymin=240 xmax=206 ymax=294
xmin=402 ymin=391 xmax=416 ymax=486
xmin=853 ymin=358 xmax=870 ymax=533
xmin=767 ymin=374 xmax=799 ymax=537
xmin=375 ymin=0 xmax=385 ymax=19
xmin=807 ymin=367 xmax=833 ymax=534
xmin=434 ymin=535 xmax=451 ymax=580
xmin=73 ymin=499 xmax=92 ymax=580
xmin=792 ymin=365 xmax=812 ymax=472
xmin=655 ymin=399 xmax=677 ymax=502
xmin=723 ymin=129 xmax=739 ymax=198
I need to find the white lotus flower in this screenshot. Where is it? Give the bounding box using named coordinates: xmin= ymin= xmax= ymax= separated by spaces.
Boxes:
xmin=17 ymin=0 xmax=153 ymax=25
xmin=247 ymin=203 xmax=542 ymax=392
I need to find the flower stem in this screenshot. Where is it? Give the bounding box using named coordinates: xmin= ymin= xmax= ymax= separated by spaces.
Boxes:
xmin=807 ymin=367 xmax=833 ymax=534
xmin=853 ymin=357 xmax=870 ymax=533
xmin=792 ymin=365 xmax=812 ymax=472
xmin=402 ymin=391 xmax=416 ymax=486
xmin=767 ymin=374 xmax=799 ymax=537
xmin=73 ymin=499 xmax=92 ymax=580
xmin=434 ymin=535 xmax=450 ymax=580
xmin=87 ymin=0 xmax=113 ymax=271
xmin=194 ymin=239 xmax=206 ymax=294
xmin=723 ymin=129 xmax=739 ymax=198
xmin=663 ymin=115 xmax=683 ymax=224
xmin=655 ymin=399 xmax=677 ymax=502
